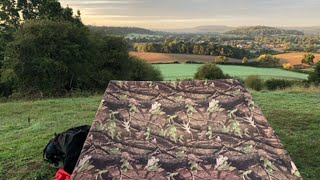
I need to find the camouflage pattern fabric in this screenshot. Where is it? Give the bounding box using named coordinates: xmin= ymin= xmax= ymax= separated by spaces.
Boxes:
xmin=72 ymin=80 xmax=302 ymax=180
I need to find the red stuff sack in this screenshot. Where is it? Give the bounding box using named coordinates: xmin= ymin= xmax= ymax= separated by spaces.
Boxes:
xmin=54 ymin=169 xmax=70 ymax=180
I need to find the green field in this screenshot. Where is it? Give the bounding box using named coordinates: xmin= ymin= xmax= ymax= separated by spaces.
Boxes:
xmin=0 ymin=91 xmax=319 ymax=179
xmin=154 ymin=64 xmax=309 ymax=80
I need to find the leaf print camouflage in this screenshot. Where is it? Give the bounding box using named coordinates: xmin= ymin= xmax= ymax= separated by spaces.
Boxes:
xmin=145 ymin=157 xmax=161 ymax=172
xmin=149 ymin=102 xmax=165 ymax=115
xmin=214 ymin=155 xmax=236 ymax=171
xmin=207 ymin=99 xmax=224 ymax=113
xmin=72 ymin=80 xmax=303 ymax=180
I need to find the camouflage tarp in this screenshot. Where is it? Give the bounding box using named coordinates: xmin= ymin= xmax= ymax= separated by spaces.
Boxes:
xmin=72 ymin=80 xmax=302 ymax=180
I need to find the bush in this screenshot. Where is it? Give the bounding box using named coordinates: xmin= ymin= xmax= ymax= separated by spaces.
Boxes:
xmin=215 ymin=56 xmax=228 ymax=63
xmin=87 ymin=33 xmax=132 ymax=89
xmin=185 ymin=61 xmax=203 ymax=64
xmin=242 ymin=57 xmax=248 ymax=63
xmin=282 ymin=63 xmax=294 ymax=70
xmin=308 ymin=62 xmax=320 ymax=85
xmin=129 ymin=57 xmax=163 ymax=81
xmin=265 ymin=79 xmax=294 ymax=90
xmin=256 ymin=54 xmax=280 ymax=67
xmin=2 ymin=19 xmax=158 ymax=97
xmin=0 ymin=82 xmax=12 ymax=98
xmin=194 ymin=63 xmax=226 ymax=80
xmin=0 ymin=69 xmax=16 ymax=97
xmin=3 ymin=20 xmax=92 ymax=95
xmin=244 ymin=76 xmax=263 ymax=91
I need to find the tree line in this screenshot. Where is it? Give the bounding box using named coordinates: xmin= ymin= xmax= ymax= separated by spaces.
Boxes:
xmin=255 ymin=35 xmax=320 ymax=53
xmin=133 ymin=41 xmax=252 ymax=59
xmin=126 ymin=28 xmax=319 ymax=54
xmin=0 ymin=0 xmax=162 ymax=98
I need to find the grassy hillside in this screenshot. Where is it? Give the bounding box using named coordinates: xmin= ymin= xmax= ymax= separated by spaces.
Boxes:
xmin=129 ymin=52 xmax=241 ymax=64
xmin=275 ymin=52 xmax=320 ymax=65
xmin=154 ymin=64 xmax=309 ymax=80
xmin=0 ymin=91 xmax=319 ymax=179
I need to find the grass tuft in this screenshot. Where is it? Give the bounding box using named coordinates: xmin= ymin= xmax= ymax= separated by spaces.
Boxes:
xmin=282 ymin=84 xmax=320 ymax=93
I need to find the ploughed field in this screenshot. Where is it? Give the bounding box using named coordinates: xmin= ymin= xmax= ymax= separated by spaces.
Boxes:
xmin=130 ymin=51 xmax=320 ymax=66
xmin=153 ymin=64 xmax=309 ymax=80
xmin=129 ymin=51 xmax=242 ymax=63
xmin=275 ymin=52 xmax=320 ymax=65
xmin=0 ymin=92 xmax=319 ymax=179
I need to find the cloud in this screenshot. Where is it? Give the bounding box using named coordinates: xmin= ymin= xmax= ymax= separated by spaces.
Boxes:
xmin=60 ymin=0 xmax=320 ymax=28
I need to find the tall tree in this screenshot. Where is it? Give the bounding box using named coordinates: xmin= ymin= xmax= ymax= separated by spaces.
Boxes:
xmin=17 ymin=0 xmax=82 ymax=24
xmin=1 ymin=0 xmax=82 ymax=31
xmin=3 ymin=19 xmax=90 ymax=95
xmin=0 ymin=0 xmax=82 ymax=69
xmin=301 ymin=54 xmax=315 ymax=65
xmin=0 ymin=0 xmax=21 ymax=30
xmin=0 ymin=0 xmax=21 ymax=67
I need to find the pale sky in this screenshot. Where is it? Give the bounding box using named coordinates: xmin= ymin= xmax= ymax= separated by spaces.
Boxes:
xmin=60 ymin=0 xmax=320 ymax=29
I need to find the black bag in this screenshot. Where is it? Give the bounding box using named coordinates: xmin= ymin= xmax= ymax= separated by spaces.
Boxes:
xmin=43 ymin=125 xmax=91 ymax=174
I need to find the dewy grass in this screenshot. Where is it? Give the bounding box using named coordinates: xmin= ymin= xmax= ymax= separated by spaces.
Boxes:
xmin=0 ymin=96 xmax=102 ymax=180
xmin=0 ymin=91 xmax=319 ymax=179
xmin=252 ymin=91 xmax=320 ymax=180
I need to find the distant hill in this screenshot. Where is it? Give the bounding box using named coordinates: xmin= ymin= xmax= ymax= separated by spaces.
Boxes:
xmin=89 ymin=26 xmax=156 ymax=35
xmin=88 ymin=25 xmax=319 ymax=36
xmin=225 ymin=26 xmax=304 ymax=36
xmin=159 ymin=25 xmax=235 ymax=34
xmin=283 ymin=26 xmax=320 ymax=35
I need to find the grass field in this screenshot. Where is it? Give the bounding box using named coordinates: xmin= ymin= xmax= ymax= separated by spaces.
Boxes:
xmin=129 ymin=51 xmax=241 ymax=64
xmin=154 ymin=64 xmax=309 ymax=80
xmin=275 ymin=52 xmax=320 ymax=65
xmin=0 ymin=96 xmax=102 ymax=179
xmin=0 ymin=91 xmax=319 ymax=179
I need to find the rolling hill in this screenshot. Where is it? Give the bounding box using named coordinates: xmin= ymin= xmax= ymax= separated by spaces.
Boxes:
xmin=88 ymin=26 xmax=156 ymax=35
xmin=159 ymin=25 xmax=235 ymax=34
xmin=225 ymin=26 xmax=304 ymax=36
xmin=284 ymin=26 xmax=320 ymax=35
xmin=157 ymin=25 xmax=320 ymax=34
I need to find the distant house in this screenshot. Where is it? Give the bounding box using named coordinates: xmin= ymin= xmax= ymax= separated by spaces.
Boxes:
xmin=236 ymin=44 xmax=243 ymax=48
